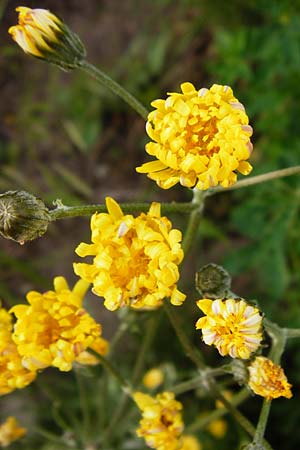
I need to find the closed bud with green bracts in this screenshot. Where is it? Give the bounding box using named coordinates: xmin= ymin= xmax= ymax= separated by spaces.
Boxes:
xmin=9 ymin=7 xmax=86 ymax=70
xmin=0 ymin=191 xmax=50 ymax=244
xmin=195 ymin=263 xmax=231 ymax=299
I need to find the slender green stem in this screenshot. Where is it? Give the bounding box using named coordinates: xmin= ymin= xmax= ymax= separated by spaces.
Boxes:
xmin=75 ymin=370 xmax=90 ymax=444
xmin=182 ymin=189 xmax=205 ymax=254
xmin=79 ymin=61 xmax=149 ymax=120
xmin=171 ymin=367 xmax=230 ymax=395
xmin=164 ymin=301 xmax=205 ymax=368
xmin=49 ymin=202 xmax=196 ymax=221
xmin=252 ymin=320 xmax=287 ymax=448
xmin=208 ymin=165 xmax=300 ymax=195
xmin=33 ymin=427 xmax=65 ymax=444
xmin=87 ymin=349 xmax=132 ymax=394
xmin=101 ymin=311 xmax=162 ymax=445
xmin=187 ymin=388 xmax=250 ymax=433
xmin=285 ymin=328 xmax=300 ymax=338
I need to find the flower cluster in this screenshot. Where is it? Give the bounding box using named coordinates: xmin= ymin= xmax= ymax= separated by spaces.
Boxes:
xmin=137 ymin=83 xmax=253 ymax=190
xmin=196 ymin=298 xmax=263 ymax=359
xmin=9 ymin=7 xmax=85 ymax=69
xmin=248 ymin=356 xmax=292 ymax=400
xmin=0 ymin=308 xmax=36 ymax=396
xmin=11 ymin=277 xmax=108 ymax=372
xmin=134 ymin=391 xmax=184 ymax=450
xmin=74 ymin=197 xmax=185 ymax=311
xmin=0 ymin=417 xmax=26 ymax=447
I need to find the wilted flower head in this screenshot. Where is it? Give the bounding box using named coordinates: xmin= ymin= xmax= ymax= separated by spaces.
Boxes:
xmin=9 ymin=7 xmax=86 ymax=69
xmin=74 ymin=197 xmax=186 ymax=311
xmin=137 ymin=83 xmax=253 ymax=190
xmin=0 ymin=417 xmax=26 ymax=447
xmin=196 ymin=298 xmax=262 ymax=359
xmin=0 ymin=307 xmax=36 ymax=396
xmin=248 ymin=356 xmax=292 ymax=400
xmin=134 ymin=391 xmax=184 ymax=450
xmin=10 ymin=277 xmax=106 ymax=372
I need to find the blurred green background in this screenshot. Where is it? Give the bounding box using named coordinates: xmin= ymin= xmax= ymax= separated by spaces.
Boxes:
xmin=1 ymin=0 xmax=300 ymax=449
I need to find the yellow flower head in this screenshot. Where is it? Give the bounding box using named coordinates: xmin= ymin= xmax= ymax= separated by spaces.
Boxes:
xmin=180 ymin=435 xmax=202 ymax=450
xmin=0 ymin=417 xmax=26 ymax=447
xmin=74 ymin=197 xmax=186 ymax=311
xmin=0 ymin=308 xmax=36 ymax=396
xmin=207 ymin=419 xmax=227 ymax=439
xmin=248 ymin=356 xmax=292 ymax=400
xmin=9 ymin=7 xmax=85 ymax=69
xmin=137 ymin=83 xmax=253 ymax=190
xmin=143 ymin=368 xmax=164 ymax=390
xmin=134 ymin=391 xmax=184 ymax=450
xmin=10 ymin=277 xmax=104 ymax=372
xmin=196 ymin=298 xmax=262 ymax=359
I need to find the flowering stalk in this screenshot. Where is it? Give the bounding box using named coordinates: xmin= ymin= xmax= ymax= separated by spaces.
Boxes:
xmin=78 ymin=61 xmax=149 ymax=120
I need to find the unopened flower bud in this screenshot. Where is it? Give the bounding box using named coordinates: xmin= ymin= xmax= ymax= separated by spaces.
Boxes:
xmin=9 ymin=7 xmax=86 ymax=70
xmin=0 ymin=191 xmax=50 ymax=244
xmin=195 ymin=263 xmax=231 ymax=298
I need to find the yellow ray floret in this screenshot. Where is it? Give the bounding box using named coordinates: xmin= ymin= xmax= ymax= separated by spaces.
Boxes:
xmin=196 ymin=298 xmax=262 ymax=359
xmin=74 ymin=197 xmax=186 ymax=311
xmin=0 ymin=417 xmax=26 ymax=447
xmin=8 ymin=6 xmax=85 ymax=68
xmin=0 ymin=308 xmax=36 ymax=396
xmin=137 ymin=83 xmax=253 ymax=190
xmin=248 ymin=356 xmax=292 ymax=400
xmin=134 ymin=391 xmax=184 ymax=450
xmin=10 ymin=277 xmax=108 ymax=372
xmin=8 ymin=7 xmax=62 ymax=57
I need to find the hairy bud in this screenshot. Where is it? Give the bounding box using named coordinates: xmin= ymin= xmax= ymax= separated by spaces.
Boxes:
xmin=195 ymin=263 xmax=231 ymax=299
xmin=0 ymin=191 xmax=50 ymax=244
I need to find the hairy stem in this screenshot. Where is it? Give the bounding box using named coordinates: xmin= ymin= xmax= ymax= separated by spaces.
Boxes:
xmin=79 ymin=61 xmax=149 ymax=120
xmin=49 ymin=201 xmax=196 ymax=221
xmin=208 ymin=165 xmax=300 ymax=195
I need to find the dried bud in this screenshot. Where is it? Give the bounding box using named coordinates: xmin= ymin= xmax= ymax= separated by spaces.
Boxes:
xmin=0 ymin=191 xmax=50 ymax=244
xmin=195 ymin=263 xmax=231 ymax=298
xmin=9 ymin=7 xmax=86 ymax=70
xmin=231 ymin=359 xmax=249 ymax=385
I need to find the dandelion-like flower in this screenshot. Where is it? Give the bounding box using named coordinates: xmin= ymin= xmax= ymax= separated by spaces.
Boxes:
xmin=248 ymin=356 xmax=292 ymax=400
xmin=196 ymin=298 xmax=262 ymax=359
xmin=9 ymin=7 xmax=85 ymax=69
xmin=180 ymin=435 xmax=202 ymax=450
xmin=143 ymin=368 xmax=164 ymax=390
xmin=134 ymin=391 xmax=184 ymax=450
xmin=0 ymin=417 xmax=26 ymax=447
xmin=10 ymin=277 xmax=107 ymax=372
xmin=74 ymin=197 xmax=186 ymax=311
xmin=0 ymin=308 xmax=36 ymax=396
xmin=136 ymin=83 xmax=253 ymax=190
